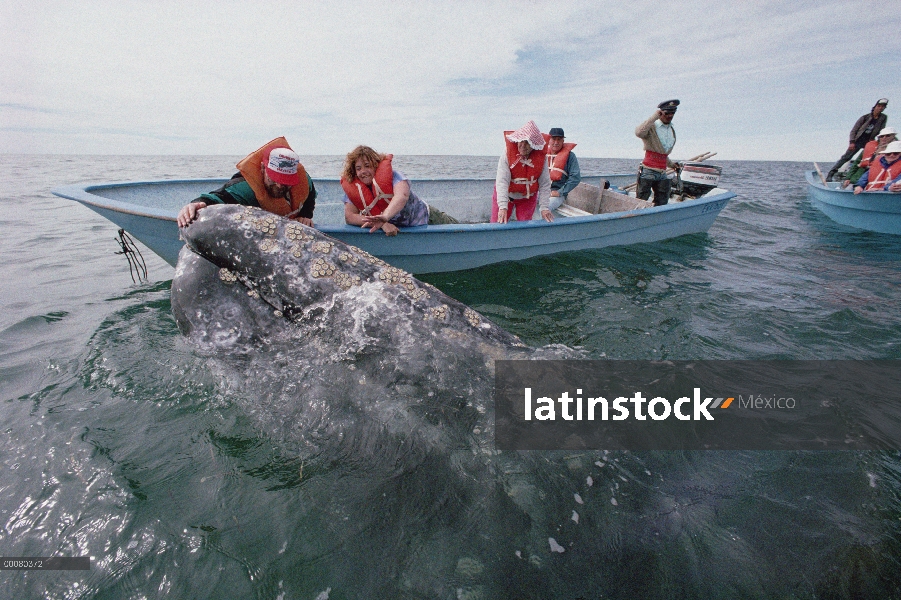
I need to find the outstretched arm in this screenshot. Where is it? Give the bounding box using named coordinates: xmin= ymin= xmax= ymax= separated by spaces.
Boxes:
xmin=360 ymin=179 xmax=408 ymax=236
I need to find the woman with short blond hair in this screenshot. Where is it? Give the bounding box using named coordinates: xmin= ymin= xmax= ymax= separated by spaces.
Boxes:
xmin=340 ymin=145 xmax=429 ymax=236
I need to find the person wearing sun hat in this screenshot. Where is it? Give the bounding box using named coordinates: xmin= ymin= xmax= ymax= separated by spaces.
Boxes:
xmin=493 ymin=120 xmax=553 ymax=223
xmin=841 ymin=126 xmax=898 ymax=188
xmin=826 ymin=98 xmax=889 ymax=181
xmin=177 ymin=137 xmax=317 ymax=227
xmin=853 ymin=140 xmax=901 ymax=193
xmin=635 ymin=99 xmax=681 ymax=205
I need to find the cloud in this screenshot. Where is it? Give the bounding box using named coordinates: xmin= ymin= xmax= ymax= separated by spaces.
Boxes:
xmin=0 ymin=0 xmax=898 ymax=160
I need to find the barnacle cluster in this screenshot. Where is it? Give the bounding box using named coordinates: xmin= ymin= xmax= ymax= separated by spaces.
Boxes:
xmin=378 ymin=266 xmax=433 ymax=301
xmin=408 ymin=287 xmax=429 ymax=301
xmin=428 ymin=305 xmax=448 ymax=320
xmin=259 ymin=238 xmax=279 ymax=253
xmin=312 ymin=241 xmax=334 ymax=254
xmin=253 ymin=215 xmax=278 ymax=235
xmin=311 ymin=257 xmax=336 ymax=278
xmin=464 ymin=308 xmax=482 ymax=328
xmin=290 ymin=244 xmax=304 ymax=258
xmin=338 ymin=251 xmax=359 ymax=265
xmin=232 ymin=207 xmax=256 ymax=222
xmin=285 ymin=222 xmax=313 ymax=243
xmin=379 ymin=266 xmax=413 ymax=286
xmin=333 ymin=271 xmax=362 ymax=290
xmin=218 ymin=268 xmax=238 ymax=284
xmin=357 ymin=250 xmax=387 ymax=267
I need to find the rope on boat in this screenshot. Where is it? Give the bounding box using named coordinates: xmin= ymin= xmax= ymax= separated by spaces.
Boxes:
xmin=114 ymin=229 xmax=148 ymax=283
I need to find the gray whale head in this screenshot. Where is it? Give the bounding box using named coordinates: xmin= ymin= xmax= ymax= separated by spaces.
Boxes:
xmin=172 ymin=204 xmax=527 ymax=350
xmin=170 ymin=204 xmax=544 ymax=445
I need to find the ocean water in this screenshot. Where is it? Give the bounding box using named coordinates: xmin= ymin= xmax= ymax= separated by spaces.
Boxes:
xmin=1 ymin=154 xmax=900 ymax=599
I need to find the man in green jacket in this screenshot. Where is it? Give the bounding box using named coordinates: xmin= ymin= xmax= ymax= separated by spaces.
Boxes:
xmin=177 ymin=139 xmax=316 ymax=228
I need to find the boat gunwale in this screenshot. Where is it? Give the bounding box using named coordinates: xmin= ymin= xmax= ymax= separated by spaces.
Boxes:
xmin=53 ymin=177 xmax=736 ymax=234
xmin=805 ymin=170 xmax=901 ymax=196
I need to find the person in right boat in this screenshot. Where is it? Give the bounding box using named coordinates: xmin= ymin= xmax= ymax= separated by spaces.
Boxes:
xmin=826 ymin=98 xmax=888 ymax=182
xmin=634 ymin=99 xmax=681 ymax=206
xmin=841 ymin=127 xmax=897 ymax=188
xmin=853 ymin=141 xmax=901 ymax=193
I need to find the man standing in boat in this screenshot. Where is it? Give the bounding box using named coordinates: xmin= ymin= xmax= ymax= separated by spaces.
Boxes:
xmin=545 ymin=127 xmax=582 ymax=211
xmin=635 ymin=100 xmax=680 ymax=206
xmin=826 ymin=99 xmax=888 ymax=182
xmin=177 ymin=137 xmax=316 ymax=227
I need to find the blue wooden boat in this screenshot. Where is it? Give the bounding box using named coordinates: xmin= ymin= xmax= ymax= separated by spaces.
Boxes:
xmin=52 ymin=175 xmax=735 ymax=274
xmin=806 ymin=170 xmax=901 ymax=235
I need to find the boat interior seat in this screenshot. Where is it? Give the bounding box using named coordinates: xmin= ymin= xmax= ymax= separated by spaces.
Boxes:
xmin=555 ymin=204 xmax=593 ymax=218
xmin=563 ymin=182 xmax=653 ymax=215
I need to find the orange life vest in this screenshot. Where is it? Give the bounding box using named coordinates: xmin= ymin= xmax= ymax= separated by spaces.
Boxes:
xmin=864 ymin=157 xmax=901 ymax=191
xmin=859 ymin=140 xmax=879 ymax=169
xmin=642 ymin=150 xmax=669 ymax=170
xmin=234 ymin=136 xmax=310 ymax=216
xmin=544 ymin=136 xmax=577 ymax=182
xmin=504 ymin=133 xmax=548 ymax=198
xmin=340 ymin=155 xmax=394 ymax=216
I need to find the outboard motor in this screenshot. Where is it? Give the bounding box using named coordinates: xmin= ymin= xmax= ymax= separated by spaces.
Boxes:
xmin=678 ymin=162 xmax=722 ymax=197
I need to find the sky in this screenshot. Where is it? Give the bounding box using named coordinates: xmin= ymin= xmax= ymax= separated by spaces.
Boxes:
xmin=1 ymin=0 xmax=899 ymax=161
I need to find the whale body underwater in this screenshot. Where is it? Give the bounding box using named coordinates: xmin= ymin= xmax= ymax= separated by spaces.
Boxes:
xmin=169 ymin=205 xmax=758 ymax=598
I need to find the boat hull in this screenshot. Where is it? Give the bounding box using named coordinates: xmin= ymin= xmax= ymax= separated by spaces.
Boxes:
xmin=806 ymin=170 xmax=901 ymax=235
xmin=325 ymin=196 xmax=731 ymax=273
xmin=53 ymin=176 xmax=734 ymax=274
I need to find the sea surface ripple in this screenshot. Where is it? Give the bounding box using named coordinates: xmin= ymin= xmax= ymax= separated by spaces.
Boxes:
xmin=0 ymin=155 xmax=900 ymax=598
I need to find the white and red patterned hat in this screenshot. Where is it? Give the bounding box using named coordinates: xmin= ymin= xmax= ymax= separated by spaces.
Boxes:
xmin=264 ymin=148 xmax=300 ymax=185
xmin=505 ymin=120 xmax=546 ymax=150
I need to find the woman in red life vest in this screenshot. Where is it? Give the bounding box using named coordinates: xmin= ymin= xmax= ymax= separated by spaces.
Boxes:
xmin=341 ymin=146 xmax=429 ymax=237
xmin=493 ymin=120 xmax=553 ymax=224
